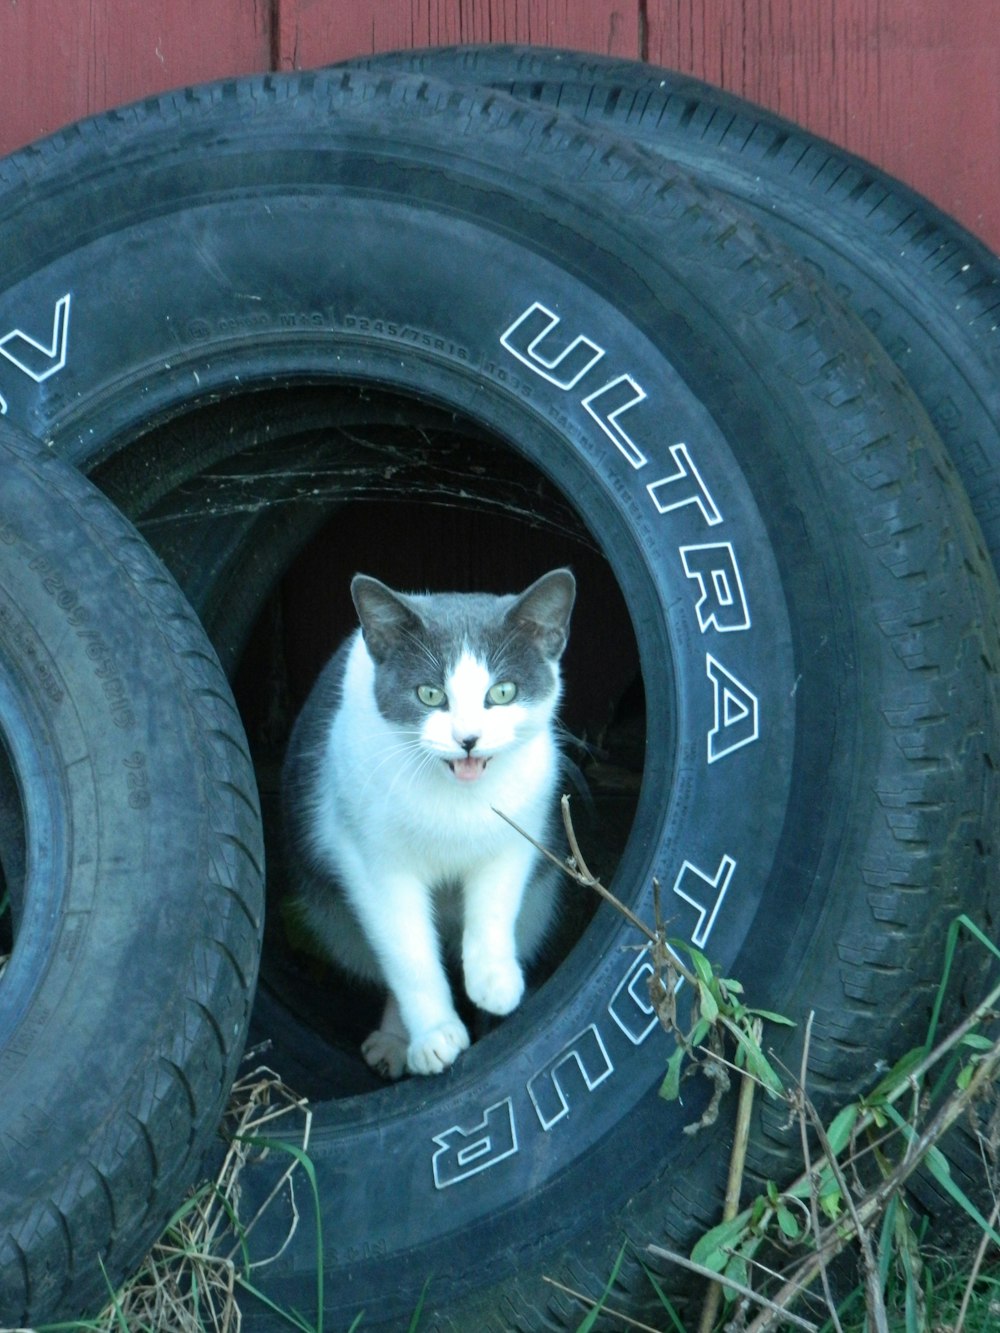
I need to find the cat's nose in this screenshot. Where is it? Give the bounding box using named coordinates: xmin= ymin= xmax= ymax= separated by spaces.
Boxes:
xmin=459 ymin=734 xmax=479 ymax=755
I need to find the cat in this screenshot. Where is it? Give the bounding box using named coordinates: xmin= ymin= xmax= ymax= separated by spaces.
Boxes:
xmin=281 ymin=567 xmax=576 ymax=1079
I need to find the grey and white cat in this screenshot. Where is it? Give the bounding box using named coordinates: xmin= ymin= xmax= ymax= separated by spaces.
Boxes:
xmin=281 ymin=568 xmax=576 ymax=1079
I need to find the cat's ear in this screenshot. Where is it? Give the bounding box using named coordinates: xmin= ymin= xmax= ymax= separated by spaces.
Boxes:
xmin=351 ymin=575 xmax=422 ymax=663
xmin=507 ymin=568 xmax=576 ymax=659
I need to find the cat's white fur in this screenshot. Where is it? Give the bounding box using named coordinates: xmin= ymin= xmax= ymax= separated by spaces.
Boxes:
xmin=285 ymin=571 xmax=573 ymax=1078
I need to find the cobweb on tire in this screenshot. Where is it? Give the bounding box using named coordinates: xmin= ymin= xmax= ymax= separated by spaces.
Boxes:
xmin=134 ymin=421 xmax=598 ymax=550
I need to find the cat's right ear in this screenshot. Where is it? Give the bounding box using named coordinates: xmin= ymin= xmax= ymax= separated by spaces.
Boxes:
xmin=508 ymin=568 xmax=577 ymax=660
xmin=350 ymin=575 xmax=421 ymax=663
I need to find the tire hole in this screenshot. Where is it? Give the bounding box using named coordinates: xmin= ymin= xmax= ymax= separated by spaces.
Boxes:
xmin=0 ymin=737 xmax=25 ymax=960
xmin=108 ymin=386 xmax=647 ymax=1100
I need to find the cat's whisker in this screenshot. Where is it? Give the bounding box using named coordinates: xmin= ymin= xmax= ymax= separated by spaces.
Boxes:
xmin=356 ymin=734 xmax=430 ymax=801
xmin=392 ymin=746 xmax=443 ymax=803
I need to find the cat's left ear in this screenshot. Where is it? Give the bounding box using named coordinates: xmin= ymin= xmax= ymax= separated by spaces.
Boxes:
xmin=351 ymin=574 xmax=423 ymax=663
xmin=507 ymin=568 xmax=576 ymax=659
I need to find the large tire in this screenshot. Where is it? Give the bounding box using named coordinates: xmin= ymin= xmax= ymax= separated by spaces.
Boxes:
xmin=0 ymin=71 xmax=996 ymax=1327
xmin=0 ymin=422 xmax=264 ymax=1325
xmin=345 ymin=42 xmax=1000 ymax=1243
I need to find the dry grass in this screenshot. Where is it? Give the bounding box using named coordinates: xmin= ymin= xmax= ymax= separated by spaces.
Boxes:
xmin=27 ymin=1065 xmax=314 ymax=1333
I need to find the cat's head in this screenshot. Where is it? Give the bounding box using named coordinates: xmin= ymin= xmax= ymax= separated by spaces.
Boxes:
xmin=351 ymin=569 xmax=576 ymax=783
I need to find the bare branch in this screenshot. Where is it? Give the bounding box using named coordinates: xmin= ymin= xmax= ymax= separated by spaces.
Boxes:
xmin=540 ymin=1275 xmax=666 ymax=1333
xmin=698 ymin=1016 xmax=761 ymax=1333
xmin=797 ymin=1012 xmax=844 ymax=1333
xmin=647 ymin=1244 xmax=820 ymax=1332
xmin=493 ymin=798 xmax=659 ymax=944
xmin=954 ymin=1192 xmax=1000 ymax=1333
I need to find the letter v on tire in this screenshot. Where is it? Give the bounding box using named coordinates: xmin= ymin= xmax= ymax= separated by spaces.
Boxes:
xmin=0 ymin=293 xmax=72 ymax=383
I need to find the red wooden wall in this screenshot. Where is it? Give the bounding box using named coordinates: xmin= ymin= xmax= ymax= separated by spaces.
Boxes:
xmin=0 ymin=1 xmax=997 ymax=255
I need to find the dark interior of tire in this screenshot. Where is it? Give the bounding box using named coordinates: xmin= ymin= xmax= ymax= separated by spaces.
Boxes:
xmin=93 ymin=381 xmax=646 ymax=1101
xmin=0 ymin=732 xmax=26 ymax=973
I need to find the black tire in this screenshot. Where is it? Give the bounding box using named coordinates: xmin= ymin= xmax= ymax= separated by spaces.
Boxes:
xmin=0 ymin=422 xmax=264 ymax=1325
xmin=0 ymin=71 xmax=996 ymax=1328
xmin=346 ymin=42 xmax=1000 ymax=1247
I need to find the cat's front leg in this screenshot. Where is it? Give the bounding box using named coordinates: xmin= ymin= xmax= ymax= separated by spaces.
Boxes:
xmin=404 ymin=1014 xmax=471 ymax=1076
xmin=361 ymin=992 xmax=409 ymax=1080
xmin=461 ymin=845 xmax=537 ymax=1016
xmin=353 ymin=871 xmax=470 ymax=1077
xmin=361 ymin=991 xmax=470 ymax=1079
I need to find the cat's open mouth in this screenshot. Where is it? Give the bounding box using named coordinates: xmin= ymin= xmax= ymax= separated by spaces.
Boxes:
xmin=447 ymin=756 xmax=490 ymax=782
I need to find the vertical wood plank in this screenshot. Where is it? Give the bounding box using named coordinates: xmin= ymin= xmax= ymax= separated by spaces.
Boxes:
xmin=646 ymin=0 xmax=1000 ymax=252
xmin=0 ymin=0 xmax=269 ymax=156
xmin=278 ymin=0 xmax=642 ymax=67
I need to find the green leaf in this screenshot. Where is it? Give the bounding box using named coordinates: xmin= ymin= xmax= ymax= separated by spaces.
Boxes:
xmin=819 ymin=1187 xmax=842 ymax=1221
xmin=877 ymin=1195 xmax=897 ymax=1298
xmin=407 ymin=1276 xmax=432 ymax=1333
xmin=690 ymin=1212 xmax=751 ymax=1273
xmin=777 ymin=1204 xmax=801 ymax=1240
xmin=926 ymin=913 xmax=1000 ymax=1049
xmin=723 ymin=1252 xmax=748 ymax=1300
xmin=697 ymin=980 xmax=719 ymax=1024
xmin=97 ymin=1256 xmax=130 ymax=1333
xmin=690 ymin=1018 xmax=712 ymax=1049
xmin=788 ymin=1162 xmax=836 ymax=1202
xmin=824 ymin=1103 xmax=860 ymax=1157
xmin=924 ymin=1143 xmax=953 ymax=1182
xmin=734 ymin=1029 xmax=784 ymax=1096
xmin=687 ymin=945 xmax=715 ymax=988
xmin=881 ymin=1104 xmax=1000 ymax=1247
xmin=746 ymin=1007 xmax=796 ymax=1027
xmin=233 ymin=1276 xmax=319 ymax=1332
xmin=637 ymin=1263 xmax=687 ymax=1333
xmin=959 ymin=1033 xmax=994 ymax=1051
xmin=865 ymin=1046 xmax=926 ymax=1103
xmin=660 ymin=1045 xmax=686 ymax=1101
xmin=237 ymin=1134 xmax=324 ymax=1332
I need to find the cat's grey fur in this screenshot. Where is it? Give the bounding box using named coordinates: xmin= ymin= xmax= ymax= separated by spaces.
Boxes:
xmin=281 ymin=568 xmax=575 ymax=1078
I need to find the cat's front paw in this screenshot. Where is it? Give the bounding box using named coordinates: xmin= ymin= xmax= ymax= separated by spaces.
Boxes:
xmin=406 ymin=1018 xmax=470 ymax=1076
xmin=464 ymin=954 xmax=525 ymax=1016
xmin=362 ymin=1028 xmax=409 ymax=1081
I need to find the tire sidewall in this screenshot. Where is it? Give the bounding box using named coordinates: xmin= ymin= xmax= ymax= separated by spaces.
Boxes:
xmin=0 ymin=75 xmax=975 ymax=1321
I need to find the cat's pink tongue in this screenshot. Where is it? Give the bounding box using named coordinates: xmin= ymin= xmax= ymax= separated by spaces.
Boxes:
xmin=451 ymin=756 xmax=488 ymax=782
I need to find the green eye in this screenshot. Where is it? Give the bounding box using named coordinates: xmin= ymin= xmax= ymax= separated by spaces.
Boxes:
xmin=416 ymin=684 xmax=446 ymax=708
xmin=487 ymin=681 xmax=518 ymax=706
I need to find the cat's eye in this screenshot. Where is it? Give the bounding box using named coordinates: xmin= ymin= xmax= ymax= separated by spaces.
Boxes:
xmin=487 ymin=681 xmax=518 ymax=706
xmin=416 ymin=684 xmax=446 ymax=708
